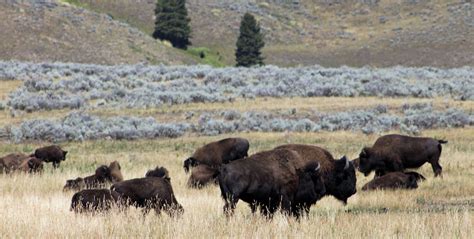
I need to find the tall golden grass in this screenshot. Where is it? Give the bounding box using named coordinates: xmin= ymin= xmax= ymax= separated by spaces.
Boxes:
xmin=0 ymin=129 xmax=472 ymax=238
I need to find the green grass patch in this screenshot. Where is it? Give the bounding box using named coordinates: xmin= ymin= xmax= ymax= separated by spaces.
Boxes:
xmin=187 ymin=47 xmax=227 ymax=67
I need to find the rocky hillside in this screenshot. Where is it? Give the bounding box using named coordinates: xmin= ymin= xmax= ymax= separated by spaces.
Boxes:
xmin=69 ymin=0 xmax=474 ymax=67
xmin=0 ymin=1 xmax=197 ymax=65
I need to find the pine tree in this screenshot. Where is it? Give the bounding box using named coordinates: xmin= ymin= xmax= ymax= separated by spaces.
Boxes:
xmin=235 ymin=13 xmax=265 ymax=67
xmin=153 ymin=0 xmax=191 ymax=49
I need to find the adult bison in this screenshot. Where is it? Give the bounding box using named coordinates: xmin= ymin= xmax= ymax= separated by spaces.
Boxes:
xmin=63 ymin=165 xmax=114 ymax=191
xmin=70 ymin=189 xmax=120 ymax=213
xmin=218 ymin=149 xmax=325 ymax=218
xmin=358 ymin=134 xmax=447 ymax=177
xmin=31 ymin=145 xmax=67 ymax=168
xmin=183 ymin=137 xmax=249 ymax=173
xmin=18 ymin=157 xmax=44 ymax=173
xmin=111 ymin=166 xmax=183 ymax=216
xmin=361 ymin=171 xmax=426 ymax=191
xmin=109 ymin=161 xmax=123 ymax=183
xmin=275 ymin=144 xmax=357 ymax=204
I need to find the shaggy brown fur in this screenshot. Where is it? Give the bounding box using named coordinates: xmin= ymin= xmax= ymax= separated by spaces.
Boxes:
xmin=70 ymin=189 xmax=121 ymax=213
xmin=31 ymin=145 xmax=67 ymax=168
xmin=362 ymin=171 xmax=426 ymax=191
xmin=109 ymin=161 xmax=123 ymax=183
xmin=63 ymin=165 xmax=113 ymax=191
xmin=18 ymin=157 xmax=44 ymax=173
xmin=358 ymin=134 xmax=447 ymax=177
xmin=187 ymin=165 xmax=219 ymax=188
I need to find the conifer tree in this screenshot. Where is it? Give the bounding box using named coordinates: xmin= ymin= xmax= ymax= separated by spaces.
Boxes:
xmin=153 ymin=0 xmax=191 ymax=49
xmin=235 ymin=13 xmax=265 ymax=67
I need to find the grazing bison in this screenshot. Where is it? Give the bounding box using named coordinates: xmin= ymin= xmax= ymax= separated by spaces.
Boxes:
xmin=183 ymin=137 xmax=249 ymax=173
xmin=109 ymin=161 xmax=123 ymax=183
xmin=218 ymin=149 xmax=326 ymax=218
xmin=358 ymin=134 xmax=447 ymax=177
xmin=187 ymin=165 xmax=219 ymax=188
xmin=70 ymin=189 xmax=120 ymax=213
xmin=275 ymin=144 xmax=357 ymax=204
xmin=18 ymin=157 xmax=44 ymax=173
xmin=0 ymin=153 xmax=28 ymax=173
xmin=361 ymin=172 xmax=426 ymax=191
xmin=31 ymin=145 xmax=67 ymax=168
xmin=63 ymin=165 xmax=113 ymax=191
xmin=111 ymin=166 xmax=183 ymax=216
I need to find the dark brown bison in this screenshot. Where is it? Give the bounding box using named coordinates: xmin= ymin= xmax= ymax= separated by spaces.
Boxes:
xmin=145 ymin=166 xmax=169 ymax=179
xmin=70 ymin=189 xmax=120 ymax=213
xmin=109 ymin=161 xmax=123 ymax=183
xmin=358 ymin=134 xmax=447 ymax=177
xmin=218 ymin=149 xmax=326 ymax=218
xmin=183 ymin=137 xmax=249 ymax=173
xmin=361 ymin=172 xmax=426 ymax=191
xmin=0 ymin=153 xmax=28 ymax=173
xmin=275 ymin=144 xmax=357 ymax=204
xmin=111 ymin=166 xmax=183 ymax=216
xmin=187 ymin=165 xmax=219 ymax=188
xmin=31 ymin=145 xmax=67 ymax=168
xmin=63 ymin=165 xmax=113 ymax=191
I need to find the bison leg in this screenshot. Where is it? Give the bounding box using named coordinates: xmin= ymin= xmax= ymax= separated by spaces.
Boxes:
xmin=430 ymin=161 xmax=443 ymax=177
xmin=52 ymin=161 xmax=60 ymax=168
xmin=223 ymin=196 xmax=238 ymax=217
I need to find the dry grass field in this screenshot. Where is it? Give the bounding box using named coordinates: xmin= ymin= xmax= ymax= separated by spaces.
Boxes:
xmin=0 ymin=101 xmax=473 ymax=238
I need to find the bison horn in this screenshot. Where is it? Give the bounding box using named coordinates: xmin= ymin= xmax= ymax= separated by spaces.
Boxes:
xmin=314 ymin=163 xmax=321 ymax=172
xmin=342 ymin=156 xmax=349 ymax=170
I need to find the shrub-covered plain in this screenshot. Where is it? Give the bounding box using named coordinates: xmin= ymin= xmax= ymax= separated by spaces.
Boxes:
xmin=3 ymin=61 xmax=474 ymax=111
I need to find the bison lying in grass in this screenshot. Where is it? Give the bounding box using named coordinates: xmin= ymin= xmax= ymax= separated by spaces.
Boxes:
xmin=30 ymin=145 xmax=67 ymax=168
xmin=362 ymin=171 xmax=426 ymax=191
xmin=358 ymin=134 xmax=447 ymax=177
xmin=218 ymin=148 xmax=325 ymax=218
xmin=70 ymin=189 xmax=120 ymax=213
xmin=275 ymin=144 xmax=357 ymax=204
xmin=111 ymin=166 xmax=183 ymax=216
xmin=187 ymin=164 xmax=219 ymax=188
xmin=64 ymin=162 xmax=123 ymax=191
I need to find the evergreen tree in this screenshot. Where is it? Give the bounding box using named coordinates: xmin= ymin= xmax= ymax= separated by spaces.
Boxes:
xmin=153 ymin=0 xmax=191 ymax=49
xmin=235 ymin=13 xmax=265 ymax=67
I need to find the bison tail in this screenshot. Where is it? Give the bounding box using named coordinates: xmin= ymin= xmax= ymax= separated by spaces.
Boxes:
xmin=438 ymin=140 xmax=448 ymax=144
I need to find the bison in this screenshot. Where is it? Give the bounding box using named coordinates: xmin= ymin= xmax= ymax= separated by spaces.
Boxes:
xmin=183 ymin=137 xmax=249 ymax=173
xmin=31 ymin=145 xmax=67 ymax=168
xmin=145 ymin=166 xmax=169 ymax=179
xmin=218 ymin=148 xmax=326 ymax=218
xmin=18 ymin=157 xmax=44 ymax=173
xmin=361 ymin=171 xmax=426 ymax=191
xmin=109 ymin=161 xmax=123 ymax=183
xmin=111 ymin=166 xmax=183 ymax=216
xmin=187 ymin=165 xmax=219 ymax=188
xmin=0 ymin=153 xmax=43 ymax=174
xmin=358 ymin=134 xmax=447 ymax=177
xmin=63 ymin=165 xmax=113 ymax=191
xmin=275 ymin=144 xmax=357 ymax=204
xmin=70 ymin=189 xmax=120 ymax=213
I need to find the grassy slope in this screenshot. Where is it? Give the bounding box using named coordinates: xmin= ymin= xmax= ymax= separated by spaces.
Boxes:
xmin=67 ymin=0 xmax=474 ymax=67
xmin=0 ymin=1 xmax=197 ymax=65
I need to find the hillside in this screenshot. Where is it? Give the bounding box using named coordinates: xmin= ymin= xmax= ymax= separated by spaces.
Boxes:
xmin=68 ymin=0 xmax=474 ymax=67
xmin=0 ymin=1 xmax=197 ymax=65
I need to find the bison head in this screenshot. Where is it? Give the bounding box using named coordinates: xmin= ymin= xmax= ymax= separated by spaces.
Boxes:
xmin=61 ymin=150 xmax=68 ymax=161
xmin=296 ymin=161 xmax=326 ymax=204
xmin=183 ymin=157 xmax=199 ymax=173
xmin=145 ymin=166 xmax=170 ymax=181
xmin=331 ymin=156 xmax=357 ymax=204
xmin=63 ymin=177 xmax=85 ymax=191
xmin=358 ymin=147 xmax=383 ymax=176
xmin=109 ymin=161 xmax=123 ymax=183
xmin=95 ymin=165 xmax=112 ymax=181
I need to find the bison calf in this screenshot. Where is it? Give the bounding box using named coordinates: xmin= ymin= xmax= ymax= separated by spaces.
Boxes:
xmin=362 ymin=171 xmax=426 ymax=191
xmin=63 ymin=165 xmax=114 ymax=191
xmin=70 ymin=189 xmax=120 ymax=213
xmin=31 ymin=145 xmax=67 ymax=168
xmin=183 ymin=137 xmax=249 ymax=173
xmin=187 ymin=165 xmax=219 ymax=188
xmin=111 ymin=166 xmax=183 ymax=216
xmin=358 ymin=134 xmax=447 ymax=177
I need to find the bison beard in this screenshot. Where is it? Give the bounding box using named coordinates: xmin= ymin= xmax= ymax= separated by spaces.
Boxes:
xmin=358 ymin=134 xmax=447 ymax=177
xmin=218 ymin=149 xmax=325 ymax=218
